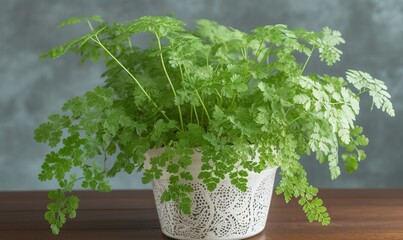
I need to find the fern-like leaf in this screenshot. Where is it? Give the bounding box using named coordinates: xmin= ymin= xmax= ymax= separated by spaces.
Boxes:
xmin=346 ymin=70 xmax=395 ymax=117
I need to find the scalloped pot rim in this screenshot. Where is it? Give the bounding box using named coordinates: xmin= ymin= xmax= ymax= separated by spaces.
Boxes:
xmin=144 ymin=147 xmax=278 ymax=181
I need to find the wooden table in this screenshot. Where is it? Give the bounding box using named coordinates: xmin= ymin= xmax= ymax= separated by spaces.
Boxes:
xmin=0 ymin=189 xmax=402 ymax=240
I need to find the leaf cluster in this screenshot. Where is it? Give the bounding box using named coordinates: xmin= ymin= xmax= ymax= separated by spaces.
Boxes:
xmin=36 ymin=15 xmax=394 ymax=234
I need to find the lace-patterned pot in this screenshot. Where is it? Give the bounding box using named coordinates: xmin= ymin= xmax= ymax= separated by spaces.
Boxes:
xmin=146 ymin=149 xmax=278 ymax=240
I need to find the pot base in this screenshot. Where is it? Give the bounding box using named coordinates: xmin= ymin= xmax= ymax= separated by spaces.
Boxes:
xmin=161 ymin=225 xmax=265 ymax=240
xmin=152 ymin=167 xmax=277 ymax=240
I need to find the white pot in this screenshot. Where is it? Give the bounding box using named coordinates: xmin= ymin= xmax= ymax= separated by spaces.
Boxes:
xmin=146 ymin=148 xmax=278 ymax=240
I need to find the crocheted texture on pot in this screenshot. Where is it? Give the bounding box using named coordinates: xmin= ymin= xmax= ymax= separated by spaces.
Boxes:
xmin=152 ymin=167 xmax=277 ymax=240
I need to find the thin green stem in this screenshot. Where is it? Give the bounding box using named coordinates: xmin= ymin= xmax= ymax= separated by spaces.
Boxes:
xmin=266 ymin=47 xmax=272 ymax=64
xmin=179 ymin=64 xmax=184 ymax=81
xmin=182 ymin=64 xmax=212 ymax=124
xmin=240 ymin=47 xmax=247 ymax=59
xmin=86 ymin=21 xmax=173 ymax=125
xmin=190 ymin=104 xmax=193 ymax=123
xmin=128 ymin=36 xmax=133 ymax=53
xmin=91 ymin=37 xmax=169 ymax=119
xmin=156 ymin=34 xmax=184 ymax=130
xmin=356 ymin=88 xmax=370 ymax=97
xmin=253 ymin=39 xmax=264 ymax=62
xmin=196 ymin=91 xmax=211 ymax=121
xmin=230 ymin=93 xmax=237 ymax=107
xmin=286 ymin=111 xmax=313 ymax=127
xmin=215 ymin=89 xmax=223 ymax=107
xmin=301 ymin=46 xmax=315 ymax=75
xmin=87 ymin=20 xmax=95 ymax=31
xmin=201 ymin=105 xmax=204 ymax=123
xmin=103 ymin=146 xmax=108 ymax=170
xmin=256 ymin=45 xmax=272 ymax=72
xmin=68 ymin=170 xmax=106 ymax=189
xmin=193 ymin=105 xmax=200 ymax=125
xmin=284 ymin=107 xmax=292 ymax=119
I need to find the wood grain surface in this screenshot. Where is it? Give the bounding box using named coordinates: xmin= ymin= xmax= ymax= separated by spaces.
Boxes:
xmin=0 ymin=189 xmax=402 ymax=240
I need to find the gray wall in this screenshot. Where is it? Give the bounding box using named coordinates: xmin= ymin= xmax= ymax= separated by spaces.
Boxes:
xmin=1 ymin=0 xmax=402 ymax=190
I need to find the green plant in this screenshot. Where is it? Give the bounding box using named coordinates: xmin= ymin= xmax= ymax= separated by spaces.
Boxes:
xmin=35 ymin=15 xmax=395 ymax=235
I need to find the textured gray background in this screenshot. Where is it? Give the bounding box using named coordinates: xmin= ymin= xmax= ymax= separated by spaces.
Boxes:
xmin=1 ymin=0 xmax=402 ymax=190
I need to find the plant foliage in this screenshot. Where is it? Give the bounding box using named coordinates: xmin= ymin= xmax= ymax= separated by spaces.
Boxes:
xmin=35 ymin=15 xmax=394 ymax=234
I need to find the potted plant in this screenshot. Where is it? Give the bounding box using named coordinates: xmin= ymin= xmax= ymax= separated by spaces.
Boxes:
xmin=35 ymin=15 xmax=395 ymax=239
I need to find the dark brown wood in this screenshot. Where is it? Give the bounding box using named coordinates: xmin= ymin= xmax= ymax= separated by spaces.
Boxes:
xmin=0 ymin=189 xmax=402 ymax=239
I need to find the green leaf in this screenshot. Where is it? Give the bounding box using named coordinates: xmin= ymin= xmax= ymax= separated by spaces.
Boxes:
xmin=34 ymin=114 xmax=71 ymax=147
xmin=57 ymin=16 xmax=104 ymax=29
xmin=357 ymin=149 xmax=366 ymax=161
xmin=91 ymin=15 xmax=104 ymax=23
xmin=51 ymin=224 xmax=60 ymax=235
xmin=329 ymin=158 xmax=341 ymax=180
xmin=180 ymin=171 xmax=193 ymax=181
xmin=346 ymin=70 xmax=395 ymax=116
xmin=167 ymin=163 xmax=179 ymax=173
xmin=57 ymin=17 xmax=86 ymax=28
xmin=198 ymin=171 xmax=210 ymax=179
xmin=342 ymin=153 xmax=358 ymax=173
xmin=317 ymin=27 xmax=345 ymax=66
xmin=180 ymin=183 xmax=194 ymax=193
xmin=356 ymin=135 xmax=369 ymax=146
xmin=69 ymin=210 xmax=77 ymax=219
xmin=206 ymin=182 xmax=218 ymax=191
xmin=128 ymin=16 xmax=185 ymax=37
xmin=179 ymin=196 xmax=192 ymax=215
xmin=85 ymin=87 xmax=113 ymax=110
xmin=293 ymin=94 xmax=311 ymax=110
xmin=142 ymin=166 xmax=163 ymax=183
xmin=161 ymin=190 xmax=172 ymax=202
xmin=141 ymin=170 xmax=154 ymax=184
xmin=169 ymin=175 xmax=179 ymax=184
xmin=351 ymin=126 xmax=363 ymax=137
xmin=48 ymin=189 xmax=61 ymax=200
xmin=178 ymin=156 xmax=192 ymax=168
xmin=150 ymin=119 xmax=178 ymax=145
